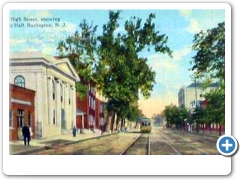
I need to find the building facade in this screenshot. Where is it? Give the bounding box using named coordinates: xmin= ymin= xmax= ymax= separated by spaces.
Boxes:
xmin=9 ymin=84 xmax=35 ymax=141
xmin=178 ymin=82 xmax=224 ymax=133
xmin=178 ymin=82 xmax=218 ymax=110
xmin=9 ymin=52 xmax=80 ymax=138
xmin=76 ymin=85 xmax=105 ymax=131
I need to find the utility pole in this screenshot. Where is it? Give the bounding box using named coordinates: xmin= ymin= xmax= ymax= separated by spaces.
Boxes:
xmin=195 ymin=78 xmax=197 ymax=104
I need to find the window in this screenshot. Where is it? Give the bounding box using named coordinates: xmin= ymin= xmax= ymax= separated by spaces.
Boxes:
xmin=17 ymin=109 xmax=24 ymax=128
xmin=14 ymin=75 xmax=25 ymax=88
xmin=52 ymin=80 xmax=55 ymax=100
xmin=89 ymin=115 xmax=95 ymax=126
xmin=28 ymin=113 xmax=32 ymax=127
xmin=60 ymin=84 xmax=63 ymax=103
xmin=69 ymin=88 xmax=71 ymax=104
xmin=89 ymin=96 xmax=91 ymax=108
xmin=100 ymin=104 xmax=103 ymax=113
xmin=93 ymin=99 xmax=95 ymax=110
xmin=53 ymin=110 xmax=56 ymax=125
xmin=9 ymin=111 xmax=13 ymax=127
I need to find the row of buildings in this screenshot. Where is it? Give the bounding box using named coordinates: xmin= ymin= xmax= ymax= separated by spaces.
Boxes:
xmin=178 ymin=82 xmax=224 ymax=131
xmin=9 ymin=52 xmax=105 ymax=141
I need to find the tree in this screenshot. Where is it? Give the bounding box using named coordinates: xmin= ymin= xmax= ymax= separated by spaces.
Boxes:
xmin=191 ymin=22 xmax=225 ymax=135
xmin=205 ymin=89 xmax=224 ymax=135
xmin=191 ymin=22 xmax=225 ymax=84
xmin=191 ymin=106 xmax=205 ymax=133
xmin=179 ymin=107 xmax=189 ymax=130
xmin=95 ymin=11 xmax=172 ymax=132
xmin=162 ymin=105 xmax=189 ymax=129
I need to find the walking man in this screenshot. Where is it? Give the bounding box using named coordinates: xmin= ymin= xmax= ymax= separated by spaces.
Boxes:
xmin=72 ymin=126 xmax=77 ymax=137
xmin=22 ymin=123 xmax=31 ymax=145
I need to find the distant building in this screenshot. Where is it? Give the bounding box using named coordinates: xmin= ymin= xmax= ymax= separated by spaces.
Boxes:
xmin=9 ymin=52 xmax=80 ymax=138
xmin=178 ymin=82 xmax=218 ymax=110
xmin=179 ymin=82 xmax=224 ymax=133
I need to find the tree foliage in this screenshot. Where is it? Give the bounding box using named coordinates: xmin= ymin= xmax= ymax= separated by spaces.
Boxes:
xmin=191 ymin=22 xmax=225 ymax=84
xmin=191 ymin=22 xmax=225 ymax=134
xmin=95 ymin=11 xmax=172 ymax=120
xmin=162 ymin=104 xmax=189 ymax=129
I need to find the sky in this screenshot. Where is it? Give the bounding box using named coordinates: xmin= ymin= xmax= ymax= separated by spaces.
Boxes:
xmin=9 ymin=8 xmax=225 ymax=118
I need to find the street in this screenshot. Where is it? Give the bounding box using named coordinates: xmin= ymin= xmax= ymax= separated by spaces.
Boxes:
xmin=28 ymin=127 xmax=220 ymax=155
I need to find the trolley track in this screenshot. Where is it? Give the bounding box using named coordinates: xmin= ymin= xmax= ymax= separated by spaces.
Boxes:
xmin=120 ymin=133 xmax=150 ymax=155
xmin=29 ymin=133 xmax=141 ymax=155
xmin=153 ymin=128 xmax=219 ymax=155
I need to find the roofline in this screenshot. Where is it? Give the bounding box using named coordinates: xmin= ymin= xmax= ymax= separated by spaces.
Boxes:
xmin=10 ymin=60 xmax=80 ymax=82
xmin=10 ymin=52 xmax=80 ymax=82
xmin=53 ymin=58 xmax=80 ymax=81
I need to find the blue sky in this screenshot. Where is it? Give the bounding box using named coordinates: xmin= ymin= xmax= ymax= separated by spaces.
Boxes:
xmin=9 ymin=9 xmax=225 ymax=117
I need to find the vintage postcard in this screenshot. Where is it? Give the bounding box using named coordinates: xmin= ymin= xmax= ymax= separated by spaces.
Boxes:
xmin=3 ymin=2 xmax=233 ymax=175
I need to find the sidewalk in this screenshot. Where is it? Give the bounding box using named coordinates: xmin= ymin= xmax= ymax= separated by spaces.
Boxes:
xmin=165 ymin=128 xmax=224 ymax=138
xmin=9 ymin=129 xmax=104 ymax=155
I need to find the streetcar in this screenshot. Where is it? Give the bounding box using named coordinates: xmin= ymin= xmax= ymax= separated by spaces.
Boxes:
xmin=139 ymin=118 xmax=152 ymax=133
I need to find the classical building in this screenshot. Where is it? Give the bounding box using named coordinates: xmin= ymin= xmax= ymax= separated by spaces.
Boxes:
xmin=9 ymin=83 xmax=35 ymax=141
xmin=178 ymin=82 xmax=218 ymax=110
xmin=9 ymin=52 xmax=80 ymax=138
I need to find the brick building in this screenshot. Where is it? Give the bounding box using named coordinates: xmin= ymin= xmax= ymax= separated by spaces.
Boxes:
xmin=76 ymin=85 xmax=105 ymax=131
xmin=9 ymin=83 xmax=35 ymax=141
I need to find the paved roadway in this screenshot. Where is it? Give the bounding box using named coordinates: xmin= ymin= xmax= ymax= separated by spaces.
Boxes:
xmin=9 ymin=127 xmax=221 ymax=155
xmin=150 ymin=127 xmax=220 ymax=155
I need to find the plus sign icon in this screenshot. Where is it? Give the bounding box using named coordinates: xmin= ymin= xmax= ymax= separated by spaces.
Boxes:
xmin=217 ymin=135 xmax=238 ymax=156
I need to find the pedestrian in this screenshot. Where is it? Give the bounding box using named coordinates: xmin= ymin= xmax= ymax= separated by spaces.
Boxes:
xmin=22 ymin=123 xmax=31 ymax=146
xmin=72 ymin=126 xmax=77 ymax=137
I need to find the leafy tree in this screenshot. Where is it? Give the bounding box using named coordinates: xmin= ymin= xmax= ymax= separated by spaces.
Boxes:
xmin=205 ymin=89 xmax=224 ymax=135
xmin=191 ymin=22 xmax=225 ymax=135
xmin=191 ymin=106 xmax=205 ymax=133
xmin=162 ymin=104 xmax=177 ymax=128
xmin=95 ymin=11 xmax=172 ymax=132
xmin=179 ymin=107 xmax=189 ymax=130
xmin=162 ymin=105 xmax=189 ymax=130
xmin=191 ymin=22 xmax=225 ymax=84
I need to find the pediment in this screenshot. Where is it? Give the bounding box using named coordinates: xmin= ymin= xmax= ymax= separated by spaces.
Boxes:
xmin=54 ymin=59 xmax=79 ymax=81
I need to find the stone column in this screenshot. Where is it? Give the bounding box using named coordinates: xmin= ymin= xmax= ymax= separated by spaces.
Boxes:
xmin=67 ymin=86 xmax=72 ymax=130
xmin=55 ymin=79 xmax=61 ymax=127
xmin=64 ymin=84 xmax=69 ymax=131
xmin=72 ymin=86 xmax=76 ymax=127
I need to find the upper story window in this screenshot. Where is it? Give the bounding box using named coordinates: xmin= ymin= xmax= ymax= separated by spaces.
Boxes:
xmin=9 ymin=111 xmax=13 ymax=127
xmin=60 ymin=84 xmax=63 ymax=103
xmin=14 ymin=75 xmax=25 ymax=88
xmin=52 ymin=80 xmax=55 ymax=100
